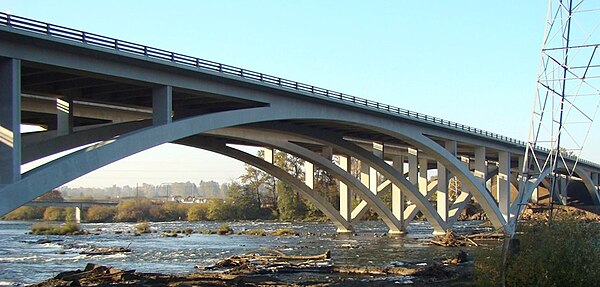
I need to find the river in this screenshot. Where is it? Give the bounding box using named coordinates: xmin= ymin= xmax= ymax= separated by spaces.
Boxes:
xmin=0 ymin=220 xmax=493 ymax=285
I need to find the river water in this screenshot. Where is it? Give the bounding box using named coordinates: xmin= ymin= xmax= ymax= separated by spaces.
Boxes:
xmin=0 ymin=220 xmax=492 ymax=285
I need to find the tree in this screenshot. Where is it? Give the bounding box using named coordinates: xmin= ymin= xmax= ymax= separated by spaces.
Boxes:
xmin=2 ymin=206 xmax=45 ymax=220
xmin=227 ymin=182 xmax=262 ymax=219
xmin=43 ymin=207 xmax=66 ymax=221
xmin=161 ymin=202 xmax=188 ymax=221
xmin=35 ymin=190 xmax=64 ymax=202
xmin=114 ymin=199 xmax=157 ymax=222
xmin=239 ymin=163 xmax=269 ymax=207
xmin=206 ymin=199 xmax=236 ymax=221
xmin=187 ymin=203 xmax=209 ymax=221
xmin=277 ymin=181 xmax=308 ymax=220
xmin=86 ymin=205 xmax=116 ymax=222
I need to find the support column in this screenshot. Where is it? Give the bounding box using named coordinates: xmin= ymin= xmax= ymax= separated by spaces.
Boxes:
xmin=531 ymin=187 xmax=539 ymax=204
xmin=437 ymin=141 xmax=456 ymax=224
xmin=263 ymin=148 xmax=274 ymax=164
xmin=408 ymin=148 xmax=418 ymax=187
xmin=497 ymin=151 xmax=511 ymax=221
xmin=0 ymin=58 xmax=21 ymax=184
xmin=370 ymin=142 xmax=383 ymax=193
xmin=56 ymin=97 xmax=73 ymax=136
xmin=304 ymin=161 xmax=314 ymax=189
xmin=419 ymin=157 xmax=429 ymax=196
xmin=152 ymin=85 xmax=172 ymax=125
xmin=392 ymin=155 xmax=405 ymax=227
xmin=474 ymin=147 xmax=486 ymax=184
xmin=338 ymin=155 xmax=352 ymax=221
xmin=560 ymin=175 xmax=568 ymax=204
xmin=360 ymin=160 xmax=370 ymax=189
xmin=74 ymin=206 xmax=81 ymax=224
xmin=592 ymin=173 xmax=599 ymax=195
xmin=322 ymin=146 xmax=333 ymax=160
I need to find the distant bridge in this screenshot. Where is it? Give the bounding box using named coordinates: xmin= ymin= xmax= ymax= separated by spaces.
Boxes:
xmin=1 ymin=13 xmax=599 ymax=235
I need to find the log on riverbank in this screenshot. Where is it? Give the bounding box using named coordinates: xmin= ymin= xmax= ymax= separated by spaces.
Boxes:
xmin=31 ymin=263 xmax=460 ymax=287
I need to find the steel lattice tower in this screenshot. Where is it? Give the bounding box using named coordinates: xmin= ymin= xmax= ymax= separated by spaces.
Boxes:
xmin=523 ymin=0 xmax=600 ymax=204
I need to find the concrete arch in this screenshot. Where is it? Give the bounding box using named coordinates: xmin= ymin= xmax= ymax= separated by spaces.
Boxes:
xmin=2 ymin=103 xmax=506 ymax=234
xmin=22 ymin=120 xmax=151 ymax=164
xmin=1 ymin=106 xmax=280 ymax=215
xmin=202 ymin=129 xmax=408 ymax=233
xmin=244 ymin=124 xmax=448 ymax=233
xmin=3 ymin=107 xmax=409 ymax=234
xmin=253 ymin=122 xmax=505 ymax=231
xmin=176 ymin=136 xmax=353 ymax=232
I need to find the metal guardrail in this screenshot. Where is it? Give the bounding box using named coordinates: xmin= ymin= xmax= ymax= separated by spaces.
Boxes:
xmin=2 ymin=12 xmax=597 ymax=167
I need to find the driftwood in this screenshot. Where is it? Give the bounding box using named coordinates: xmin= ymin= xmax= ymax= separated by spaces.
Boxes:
xmin=197 ymin=248 xmax=332 ymax=275
xmin=430 ymin=231 xmax=505 ymax=247
xmin=80 ymin=246 xmax=131 ymax=256
xmin=261 ymin=248 xmax=331 ymax=260
xmin=463 ymin=232 xmax=505 ymax=240
xmin=31 ymin=262 xmax=458 ymax=287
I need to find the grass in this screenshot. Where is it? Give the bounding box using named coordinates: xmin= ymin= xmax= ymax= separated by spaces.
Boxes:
xmin=31 ymin=222 xmax=81 ymax=235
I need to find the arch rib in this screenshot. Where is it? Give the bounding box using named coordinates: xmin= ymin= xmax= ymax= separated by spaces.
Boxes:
xmin=176 ymin=136 xmax=353 ymax=232
xmin=0 ymin=106 xmax=280 ymax=215
xmin=248 ymin=124 xmax=448 ymax=234
xmin=253 ymin=122 xmax=506 ymax=233
xmin=204 ymin=128 xmax=407 ymax=233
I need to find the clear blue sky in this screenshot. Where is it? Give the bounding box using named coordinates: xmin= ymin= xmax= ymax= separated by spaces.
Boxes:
xmin=5 ymin=1 xmax=586 ymax=188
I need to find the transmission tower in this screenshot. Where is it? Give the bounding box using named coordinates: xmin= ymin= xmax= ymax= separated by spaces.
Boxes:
xmin=522 ymin=0 xmax=600 ymax=205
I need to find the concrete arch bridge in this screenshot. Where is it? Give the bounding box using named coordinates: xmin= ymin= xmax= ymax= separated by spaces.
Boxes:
xmin=1 ymin=14 xmax=599 ymax=235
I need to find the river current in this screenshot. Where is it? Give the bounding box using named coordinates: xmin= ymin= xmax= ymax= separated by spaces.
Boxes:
xmin=0 ymin=220 xmax=492 ymax=285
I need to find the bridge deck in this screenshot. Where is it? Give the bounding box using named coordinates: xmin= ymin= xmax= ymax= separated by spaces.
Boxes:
xmin=3 ymin=12 xmax=594 ymax=168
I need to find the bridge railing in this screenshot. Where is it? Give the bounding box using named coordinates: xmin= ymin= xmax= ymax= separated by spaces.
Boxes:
xmin=3 ymin=13 xmax=596 ymax=167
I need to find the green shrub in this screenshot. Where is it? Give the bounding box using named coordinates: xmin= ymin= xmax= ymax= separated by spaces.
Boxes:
xmin=215 ymin=224 xmax=233 ymax=235
xmin=134 ymin=222 xmax=152 ymax=234
xmin=475 ymin=219 xmax=600 ymax=286
xmin=31 ymin=222 xmax=80 ymax=235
